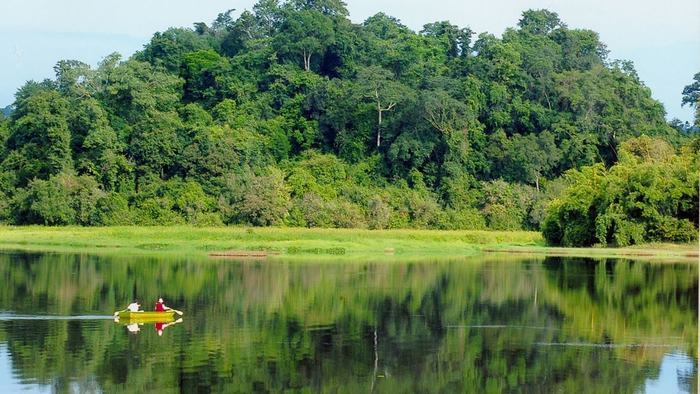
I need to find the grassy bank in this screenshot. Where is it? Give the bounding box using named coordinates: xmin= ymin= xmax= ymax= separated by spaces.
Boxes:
xmin=0 ymin=226 xmax=541 ymax=258
xmin=0 ymin=226 xmax=695 ymax=261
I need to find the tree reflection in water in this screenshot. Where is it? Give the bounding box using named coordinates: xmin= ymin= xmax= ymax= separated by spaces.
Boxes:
xmin=0 ymin=252 xmax=696 ymax=392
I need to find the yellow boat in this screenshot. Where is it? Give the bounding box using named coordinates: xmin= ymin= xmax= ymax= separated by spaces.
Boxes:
xmin=116 ymin=311 xmax=177 ymax=323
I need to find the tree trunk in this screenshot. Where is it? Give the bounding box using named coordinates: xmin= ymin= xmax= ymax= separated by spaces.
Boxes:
xmin=302 ymin=49 xmax=311 ymax=72
xmin=377 ymin=102 xmax=382 ymax=147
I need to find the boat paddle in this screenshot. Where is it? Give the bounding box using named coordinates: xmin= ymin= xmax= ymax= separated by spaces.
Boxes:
xmin=168 ymin=308 xmax=184 ymax=316
xmin=113 ymin=309 xmax=127 ymax=317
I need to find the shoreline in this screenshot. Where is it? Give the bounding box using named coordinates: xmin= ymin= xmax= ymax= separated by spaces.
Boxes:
xmin=0 ymin=226 xmax=695 ymax=262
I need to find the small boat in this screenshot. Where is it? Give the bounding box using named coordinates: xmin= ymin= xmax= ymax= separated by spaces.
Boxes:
xmin=116 ymin=311 xmax=177 ymax=323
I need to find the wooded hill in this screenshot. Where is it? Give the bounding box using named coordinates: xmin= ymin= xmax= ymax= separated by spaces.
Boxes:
xmin=0 ymin=1 xmax=697 ymax=246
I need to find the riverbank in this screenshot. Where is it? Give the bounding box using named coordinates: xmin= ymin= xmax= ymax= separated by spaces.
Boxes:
xmin=0 ymin=226 xmax=542 ymax=258
xmin=0 ymin=226 xmax=695 ymax=261
xmin=0 ymin=226 xmax=698 ymax=261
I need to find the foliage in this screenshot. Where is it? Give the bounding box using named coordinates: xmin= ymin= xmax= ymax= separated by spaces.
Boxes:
xmin=542 ymin=136 xmax=699 ymax=246
xmin=9 ymin=172 xmax=104 ymax=225
xmin=0 ymin=4 xmax=694 ymax=238
xmin=682 ymin=71 xmax=700 ymax=127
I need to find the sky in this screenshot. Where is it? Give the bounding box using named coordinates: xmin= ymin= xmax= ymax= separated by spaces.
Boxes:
xmin=1 ymin=0 xmax=699 ymax=121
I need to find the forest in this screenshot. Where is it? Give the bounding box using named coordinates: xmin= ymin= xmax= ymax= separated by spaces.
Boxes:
xmin=0 ymin=0 xmax=698 ymax=246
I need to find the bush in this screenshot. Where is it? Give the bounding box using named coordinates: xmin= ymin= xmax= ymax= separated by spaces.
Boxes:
xmin=297 ymin=192 xmax=333 ymax=228
xmin=92 ymin=192 xmax=133 ymax=225
xmin=284 ymin=151 xmax=348 ymax=199
xmin=543 ymin=138 xmax=699 ymax=246
xmin=443 ymin=208 xmax=487 ymax=230
xmin=133 ymin=197 xmax=185 ymax=225
xmin=649 ymin=216 xmax=697 ymax=243
xmin=173 ymin=180 xmax=216 ymax=224
xmin=367 ymin=196 xmax=391 ymax=230
xmin=26 ymin=178 xmax=75 ymax=225
xmin=188 ymin=212 xmax=224 ymax=226
xmin=0 ymin=190 xmax=11 ymax=224
xmin=408 ymin=193 xmax=442 ymax=228
xmin=330 ymin=199 xmax=367 ymax=229
xmin=239 ymin=168 xmax=291 ymax=226
xmin=70 ymin=175 xmax=104 ymax=225
xmin=14 ymin=173 xmax=104 ymax=225
xmin=219 ymin=167 xmax=291 ymax=226
xmin=284 ymin=206 xmax=307 ymax=227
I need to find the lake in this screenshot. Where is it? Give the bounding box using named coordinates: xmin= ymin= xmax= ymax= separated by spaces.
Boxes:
xmin=0 ymin=251 xmax=696 ymax=393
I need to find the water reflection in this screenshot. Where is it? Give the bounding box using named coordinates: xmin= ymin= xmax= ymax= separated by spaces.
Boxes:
xmin=118 ymin=318 xmax=183 ymax=336
xmin=0 ymin=252 xmax=696 ymax=392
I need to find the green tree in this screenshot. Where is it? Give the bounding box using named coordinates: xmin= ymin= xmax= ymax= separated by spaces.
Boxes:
xmin=275 ymin=8 xmax=334 ymax=71
xmin=681 ymin=71 xmax=700 ymax=126
xmin=239 ymin=168 xmax=291 ymax=226
xmin=181 ymin=49 xmax=231 ymax=105
xmin=4 ymin=89 xmax=72 ymax=185
xmin=136 ymin=28 xmax=213 ymax=72
xmin=354 ymin=66 xmax=411 ymax=147
xmin=518 ymin=9 xmax=564 ymax=35
xmin=543 ymin=137 xmax=698 ymax=246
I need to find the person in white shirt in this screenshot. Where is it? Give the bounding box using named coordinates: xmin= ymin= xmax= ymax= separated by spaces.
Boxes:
xmin=126 ymin=300 xmax=141 ymax=312
xmin=113 ymin=300 xmax=143 ymax=321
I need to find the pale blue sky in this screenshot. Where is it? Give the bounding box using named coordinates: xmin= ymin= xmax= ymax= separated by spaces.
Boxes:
xmin=1 ymin=0 xmax=699 ymax=121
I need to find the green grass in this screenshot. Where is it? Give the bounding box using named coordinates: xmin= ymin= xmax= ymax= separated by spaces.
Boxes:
xmin=0 ymin=225 xmax=541 ymax=258
xmin=482 ymin=244 xmax=698 ymax=262
xmin=0 ymin=226 xmax=694 ymax=261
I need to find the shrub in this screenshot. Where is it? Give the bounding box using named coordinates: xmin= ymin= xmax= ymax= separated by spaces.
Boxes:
xmin=298 ymin=192 xmax=333 ymax=228
xmin=92 ymin=192 xmax=133 ymax=225
xmin=367 ymin=195 xmax=391 ymax=230
xmin=543 ymin=138 xmax=699 ymax=246
xmin=480 ymin=180 xmax=536 ymax=230
xmin=330 ymin=199 xmax=367 ymax=229
xmin=173 ymin=180 xmax=216 ymax=224
xmin=133 ymin=197 xmax=185 ymax=225
xmin=443 ymin=208 xmax=487 ymax=230
xmin=70 ymin=174 xmax=104 ymax=225
xmin=407 ymin=192 xmax=443 ymax=229
xmin=239 ymin=168 xmax=291 ymax=226
xmin=188 ymin=212 xmax=224 ymax=227
xmin=26 ymin=178 xmax=75 ymax=225
xmin=16 ymin=173 xmax=104 ymax=225
xmin=0 ymin=190 xmax=11 ymax=224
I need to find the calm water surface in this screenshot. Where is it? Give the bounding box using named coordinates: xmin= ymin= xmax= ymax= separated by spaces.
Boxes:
xmin=0 ymin=251 xmax=696 ymax=393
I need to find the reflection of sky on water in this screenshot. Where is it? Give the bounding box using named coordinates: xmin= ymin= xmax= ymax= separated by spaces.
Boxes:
xmin=0 ymin=344 xmax=49 ymax=393
xmin=644 ymin=352 xmax=696 ymax=394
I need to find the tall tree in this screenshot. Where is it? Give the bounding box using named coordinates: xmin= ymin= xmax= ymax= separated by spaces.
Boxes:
xmin=681 ymin=72 xmax=700 ymax=126
xmin=420 ymin=21 xmax=473 ymax=59
xmin=518 ymin=9 xmax=565 ymax=35
xmin=354 ymin=66 xmax=410 ymax=147
xmin=275 ymin=9 xmax=334 ymax=71
xmin=4 ymin=89 xmax=73 ymax=185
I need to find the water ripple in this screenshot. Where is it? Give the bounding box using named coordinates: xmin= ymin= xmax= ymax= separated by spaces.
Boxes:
xmin=0 ymin=313 xmax=113 ymax=321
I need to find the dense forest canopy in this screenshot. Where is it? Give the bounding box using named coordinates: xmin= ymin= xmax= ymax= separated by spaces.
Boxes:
xmin=0 ymin=1 xmax=697 ymax=246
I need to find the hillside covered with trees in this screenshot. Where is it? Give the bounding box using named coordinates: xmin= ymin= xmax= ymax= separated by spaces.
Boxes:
xmin=0 ymin=1 xmax=697 ymax=246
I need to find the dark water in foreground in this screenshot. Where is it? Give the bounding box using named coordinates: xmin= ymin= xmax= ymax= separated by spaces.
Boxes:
xmin=0 ymin=252 xmax=696 ymax=393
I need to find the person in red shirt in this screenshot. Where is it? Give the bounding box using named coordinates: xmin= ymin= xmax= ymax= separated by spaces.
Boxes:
xmin=154 ymin=318 xmax=183 ymax=336
xmin=155 ymin=297 xmax=171 ymax=312
xmin=155 ymin=321 xmax=165 ymax=336
xmin=153 ymin=298 xmax=183 ymax=336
